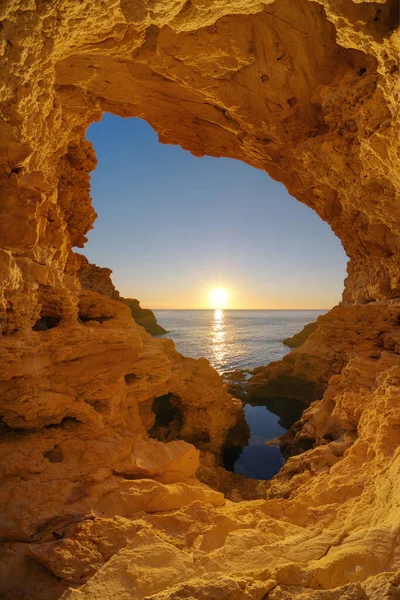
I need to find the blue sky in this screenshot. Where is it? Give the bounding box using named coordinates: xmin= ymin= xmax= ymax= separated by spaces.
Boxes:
xmin=83 ymin=114 xmax=347 ymax=309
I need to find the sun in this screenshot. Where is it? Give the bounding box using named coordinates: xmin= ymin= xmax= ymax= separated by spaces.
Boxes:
xmin=209 ymin=287 xmax=229 ymax=309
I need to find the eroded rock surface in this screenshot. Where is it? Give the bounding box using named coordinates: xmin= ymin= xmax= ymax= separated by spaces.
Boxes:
xmin=77 ymin=254 xmax=167 ymax=334
xmin=0 ymin=0 xmax=399 ymax=598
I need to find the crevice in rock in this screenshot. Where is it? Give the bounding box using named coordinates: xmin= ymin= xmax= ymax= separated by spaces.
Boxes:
xmin=43 ymin=417 xmax=82 ymax=431
xmin=111 ymin=469 xmax=144 ymax=480
xmin=148 ymin=393 xmax=184 ymax=442
xmin=78 ymin=314 xmax=113 ymax=324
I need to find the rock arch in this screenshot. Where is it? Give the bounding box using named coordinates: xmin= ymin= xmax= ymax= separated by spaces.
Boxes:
xmin=0 ymin=1 xmax=399 ymax=598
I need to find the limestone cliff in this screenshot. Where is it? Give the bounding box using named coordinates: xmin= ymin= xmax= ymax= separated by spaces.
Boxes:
xmin=0 ymin=1 xmax=399 ymax=599
xmin=77 ymin=254 xmax=167 ymax=334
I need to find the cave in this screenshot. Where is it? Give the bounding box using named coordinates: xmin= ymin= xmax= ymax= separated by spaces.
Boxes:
xmin=32 ymin=315 xmax=61 ymax=331
xmin=149 ymin=393 xmax=184 ymax=442
xmin=0 ymin=1 xmax=399 ymax=599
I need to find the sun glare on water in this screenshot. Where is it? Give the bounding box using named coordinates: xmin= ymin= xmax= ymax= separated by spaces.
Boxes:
xmin=209 ymin=287 xmax=229 ymax=309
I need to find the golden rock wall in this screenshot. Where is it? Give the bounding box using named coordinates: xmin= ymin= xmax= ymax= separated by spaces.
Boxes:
xmin=0 ymin=1 xmax=399 ymax=598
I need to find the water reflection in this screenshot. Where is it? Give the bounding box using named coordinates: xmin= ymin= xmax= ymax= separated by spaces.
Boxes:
xmin=224 ymin=399 xmax=308 ymax=480
xmin=211 ymin=309 xmax=227 ymax=370
xmin=214 ymin=308 xmax=223 ymax=321
xmin=233 ymin=404 xmax=286 ymax=479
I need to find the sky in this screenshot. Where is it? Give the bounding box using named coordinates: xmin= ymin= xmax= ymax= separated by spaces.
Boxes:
xmin=83 ymin=114 xmax=348 ymax=309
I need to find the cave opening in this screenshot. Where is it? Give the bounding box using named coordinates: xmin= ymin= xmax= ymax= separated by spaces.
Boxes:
xmin=82 ymin=114 xmax=347 ymax=480
xmin=83 ymin=115 xmax=347 ymax=313
xmin=32 ymin=315 xmax=61 ymax=331
xmin=149 ymin=393 xmax=184 ymax=443
xmin=1 ymin=2 xmax=399 ymax=596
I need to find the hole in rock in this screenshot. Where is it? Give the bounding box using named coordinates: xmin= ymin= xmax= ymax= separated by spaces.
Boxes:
xmin=83 ymin=115 xmax=348 ymax=479
xmin=223 ymin=397 xmax=307 ymax=480
xmin=43 ymin=444 xmax=64 ymax=463
xmin=32 ymin=315 xmax=61 ymax=331
xmin=149 ymin=393 xmax=184 ymax=442
xmin=9 ymin=166 xmax=23 ymax=176
xmin=124 ymin=373 xmax=139 ymax=385
xmin=84 ymin=115 xmax=347 ymax=318
xmin=373 ymin=9 xmax=382 ymax=23
xmin=92 ymin=401 xmax=107 ymax=414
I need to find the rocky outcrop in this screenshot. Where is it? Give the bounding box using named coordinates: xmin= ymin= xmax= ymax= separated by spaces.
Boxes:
xmin=283 ymin=321 xmax=318 ymax=348
xmin=0 ymin=282 xmax=241 ymax=597
xmin=77 ymin=254 xmax=167 ymax=334
xmin=247 ymin=302 xmax=399 ymax=402
xmin=124 ymin=297 xmax=167 ymax=335
xmin=77 ymin=254 xmax=120 ymax=300
xmin=222 ymin=369 xmax=252 ymax=400
xmin=0 ymin=1 xmax=399 ymax=599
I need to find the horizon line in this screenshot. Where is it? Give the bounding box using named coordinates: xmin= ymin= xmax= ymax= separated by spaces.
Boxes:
xmin=151 ymin=307 xmax=331 ymax=311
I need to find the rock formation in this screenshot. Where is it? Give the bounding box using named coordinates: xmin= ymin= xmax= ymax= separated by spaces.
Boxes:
xmin=77 ymin=254 xmax=120 ymax=300
xmin=248 ymin=302 xmax=400 ymax=402
xmin=283 ymin=321 xmax=318 ymax=348
xmin=124 ymin=297 xmax=167 ymax=335
xmin=0 ymin=1 xmax=399 ymax=599
xmin=77 ymin=254 xmax=167 ymax=334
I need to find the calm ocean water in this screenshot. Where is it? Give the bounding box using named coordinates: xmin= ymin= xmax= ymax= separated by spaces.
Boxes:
xmin=154 ymin=309 xmax=327 ymax=373
xmin=153 ymin=309 xmax=327 ymax=479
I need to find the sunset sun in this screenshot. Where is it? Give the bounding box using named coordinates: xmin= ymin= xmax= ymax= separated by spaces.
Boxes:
xmin=209 ymin=287 xmax=229 ymax=309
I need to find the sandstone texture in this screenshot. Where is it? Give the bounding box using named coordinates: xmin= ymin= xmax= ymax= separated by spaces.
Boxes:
xmin=0 ymin=1 xmax=399 ymax=599
xmin=78 ymin=254 xmax=167 ymax=334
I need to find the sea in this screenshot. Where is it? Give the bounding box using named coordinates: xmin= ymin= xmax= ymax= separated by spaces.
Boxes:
xmin=154 ymin=309 xmax=326 ymax=373
xmin=154 ymin=309 xmax=327 ymax=479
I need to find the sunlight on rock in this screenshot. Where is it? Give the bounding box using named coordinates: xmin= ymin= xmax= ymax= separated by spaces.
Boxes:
xmin=0 ymin=1 xmax=399 ymax=599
